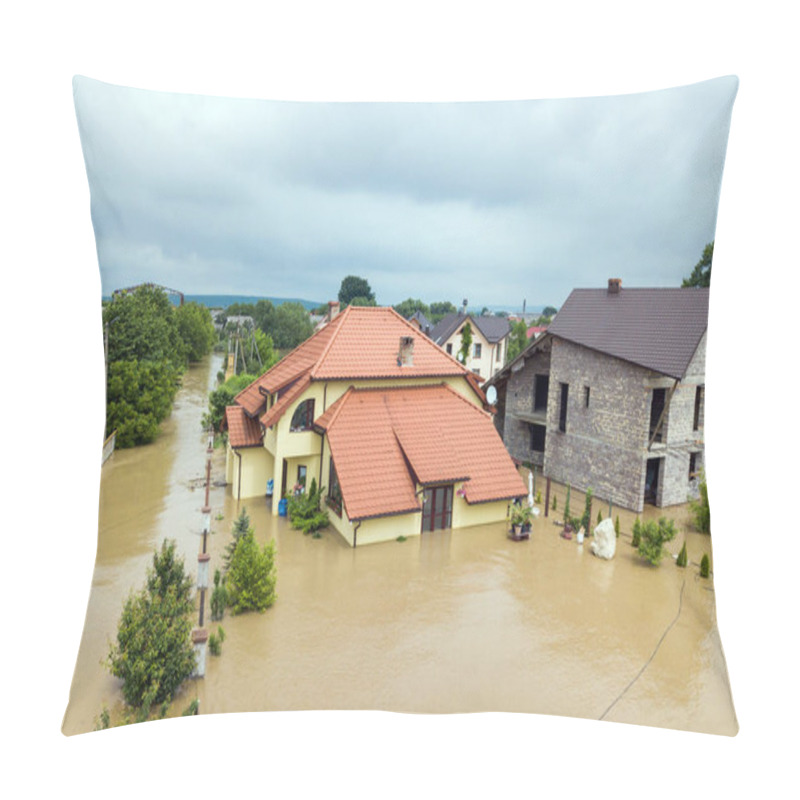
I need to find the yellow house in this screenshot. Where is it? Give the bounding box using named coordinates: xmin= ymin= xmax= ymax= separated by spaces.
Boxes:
xmin=223 ymin=306 xmax=525 ymax=546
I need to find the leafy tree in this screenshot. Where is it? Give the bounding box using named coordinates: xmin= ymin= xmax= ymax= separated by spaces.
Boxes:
xmin=174 ymin=302 xmax=216 ymax=362
xmin=394 ymin=298 xmax=430 ymax=319
xmin=542 ymin=305 xmax=558 ymax=317
xmin=428 ymin=301 xmax=457 ymax=323
xmin=106 ymin=359 xmax=181 ymax=446
xmin=348 ymin=296 xmax=378 ymax=307
xmin=505 ymin=319 xmax=530 ymax=363
xmin=270 ymin=302 xmax=314 ymax=350
xmin=204 ymin=372 xmax=258 ymax=432
xmin=682 ymin=242 xmax=714 ymax=288
xmin=106 ymin=540 xmax=196 ymax=710
xmin=637 ymin=517 xmax=677 ymax=565
xmin=338 ymin=275 xmax=375 ymax=306
xmin=226 ymin=532 xmax=278 ymax=613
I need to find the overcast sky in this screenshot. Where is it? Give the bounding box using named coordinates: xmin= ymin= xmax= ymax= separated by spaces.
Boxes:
xmin=74 ymin=75 xmax=737 ymax=311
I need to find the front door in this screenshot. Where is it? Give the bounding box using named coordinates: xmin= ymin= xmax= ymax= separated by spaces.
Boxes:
xmin=421 ymin=485 xmax=453 ymax=532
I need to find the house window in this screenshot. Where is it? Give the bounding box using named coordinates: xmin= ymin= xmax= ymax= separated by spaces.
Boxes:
xmin=496 ymin=343 xmax=502 ymax=362
xmin=584 ymin=386 xmax=590 ymax=408
xmin=326 ymin=458 xmax=342 ymax=516
xmin=473 ymin=343 xmax=482 ymax=359
xmin=689 ymin=452 xmax=698 ymax=480
xmin=446 ymin=343 xmax=453 ymax=355
xmin=297 ymin=465 xmax=307 ymax=488
xmin=421 ymin=485 xmax=453 ymax=532
xmin=471 ymin=368 xmax=481 ymax=377
xmin=558 ymin=383 xmax=569 ymax=432
xmin=694 ymin=385 xmax=704 ymax=431
xmin=530 ymin=424 xmax=546 ymax=452
xmin=534 ymin=374 xmax=549 ymax=413
xmin=290 ymin=398 xmax=315 ymax=431
xmin=650 ymin=388 xmax=666 ymax=443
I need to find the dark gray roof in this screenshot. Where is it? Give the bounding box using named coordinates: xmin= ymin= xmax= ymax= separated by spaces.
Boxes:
xmin=430 ymin=313 xmax=511 ymax=345
xmin=547 ymin=287 xmax=709 ymax=379
xmin=409 ymin=310 xmax=433 ymax=333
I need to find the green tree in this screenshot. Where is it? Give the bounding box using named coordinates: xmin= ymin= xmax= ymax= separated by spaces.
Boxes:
xmin=223 ymin=507 xmax=253 ymax=572
xmin=428 ymin=301 xmax=457 ymax=323
xmin=227 ymin=532 xmax=278 ymax=613
xmin=393 ymin=298 xmax=431 ymax=319
xmin=506 ymin=319 xmax=529 ymax=363
xmin=637 ymin=517 xmax=677 ymax=566
xmin=174 ymin=302 xmax=216 ymax=362
xmin=542 ymin=305 xmax=558 ymax=317
xmin=270 ymin=302 xmax=314 ymax=350
xmin=106 ymin=359 xmax=181 ymax=446
xmin=106 ymin=540 xmax=196 ymax=710
xmin=203 ymin=372 xmax=258 ymax=433
xmin=338 ymin=275 xmax=375 ymax=306
xmin=682 ymin=242 xmax=714 ymax=288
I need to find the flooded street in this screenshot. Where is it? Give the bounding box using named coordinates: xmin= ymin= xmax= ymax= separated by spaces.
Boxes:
xmin=63 ymin=354 xmax=737 ymax=736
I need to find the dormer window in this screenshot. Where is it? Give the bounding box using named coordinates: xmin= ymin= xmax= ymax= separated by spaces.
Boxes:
xmin=290 ymin=399 xmax=315 ymax=432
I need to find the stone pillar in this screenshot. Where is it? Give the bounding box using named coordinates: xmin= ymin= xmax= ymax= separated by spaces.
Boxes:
xmin=192 ymin=628 xmax=209 ymax=678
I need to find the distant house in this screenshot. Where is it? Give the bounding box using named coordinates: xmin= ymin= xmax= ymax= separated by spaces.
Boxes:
xmin=407 ymin=310 xmax=433 ymax=336
xmin=429 ymin=312 xmax=511 ymax=379
xmin=223 ymin=306 xmax=525 ymax=546
xmin=526 ymin=325 xmax=548 ymax=340
xmin=486 ymin=279 xmax=707 ymax=512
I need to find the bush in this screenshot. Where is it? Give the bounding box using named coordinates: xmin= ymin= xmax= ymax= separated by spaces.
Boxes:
xmin=637 ymin=517 xmax=678 ymax=566
xmin=676 ymin=541 xmax=688 ymax=567
xmin=631 ymin=518 xmax=642 ymax=548
xmin=287 ymin=479 xmax=330 ymax=534
xmin=700 ymin=553 xmax=710 ymax=578
xmin=210 ymin=569 xmax=228 ymax=621
xmin=689 ymin=471 xmax=711 ymax=533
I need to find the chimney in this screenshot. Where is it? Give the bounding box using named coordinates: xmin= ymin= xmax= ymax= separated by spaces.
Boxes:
xmin=460 ymin=298 xmax=468 ymax=316
xmin=328 ymin=300 xmax=340 ymax=320
xmin=608 ymin=278 xmax=622 ymax=294
xmin=398 ymin=335 xmax=414 ymax=366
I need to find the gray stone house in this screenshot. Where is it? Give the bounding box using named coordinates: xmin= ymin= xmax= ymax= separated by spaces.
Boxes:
xmin=486 ymin=279 xmax=708 ymax=512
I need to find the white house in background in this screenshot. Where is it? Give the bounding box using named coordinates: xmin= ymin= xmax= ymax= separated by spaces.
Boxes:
xmin=429 ymin=312 xmax=511 ymax=379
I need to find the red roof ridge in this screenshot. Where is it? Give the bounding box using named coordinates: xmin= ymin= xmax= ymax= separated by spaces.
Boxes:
xmin=309 ymin=303 xmax=355 ymax=380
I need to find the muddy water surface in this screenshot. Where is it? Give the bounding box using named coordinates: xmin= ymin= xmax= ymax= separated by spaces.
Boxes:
xmin=63 ymin=355 xmax=737 ymax=735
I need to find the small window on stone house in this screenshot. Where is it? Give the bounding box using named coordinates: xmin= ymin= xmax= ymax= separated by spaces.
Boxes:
xmin=446 ymin=343 xmax=453 ymax=355
xmin=530 ymin=424 xmax=546 ymax=452
xmin=689 ymin=452 xmax=698 ymax=480
xmin=559 ymin=383 xmax=569 ymax=432
xmin=584 ymin=386 xmax=590 ymax=408
xmin=694 ymin=385 xmax=704 ymax=431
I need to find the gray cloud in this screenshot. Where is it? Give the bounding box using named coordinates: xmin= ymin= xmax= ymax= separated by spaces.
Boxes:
xmin=74 ymin=75 xmax=737 ymax=309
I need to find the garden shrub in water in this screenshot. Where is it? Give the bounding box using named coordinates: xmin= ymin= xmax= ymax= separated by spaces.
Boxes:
xmin=676 ymin=541 xmax=688 ymax=567
xmin=700 ymin=553 xmax=710 ymax=578
xmin=637 ymin=517 xmax=677 ymax=566
xmin=632 ymin=518 xmax=642 ymax=548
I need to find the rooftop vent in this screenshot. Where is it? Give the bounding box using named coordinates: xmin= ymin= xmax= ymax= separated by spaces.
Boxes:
xmin=608 ymin=278 xmax=622 ymax=294
xmin=398 ymin=336 xmax=415 ymax=367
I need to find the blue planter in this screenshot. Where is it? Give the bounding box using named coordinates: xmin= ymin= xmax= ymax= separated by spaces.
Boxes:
xmin=278 ymin=498 xmax=288 ymax=517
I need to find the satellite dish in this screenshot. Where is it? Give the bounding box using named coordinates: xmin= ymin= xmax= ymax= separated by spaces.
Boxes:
xmin=457 ymin=352 xmax=464 ymax=363
xmin=486 ymin=386 xmax=497 ymax=405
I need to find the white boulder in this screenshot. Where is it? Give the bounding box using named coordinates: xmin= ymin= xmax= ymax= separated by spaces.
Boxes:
xmin=591 ymin=518 xmax=617 ymax=560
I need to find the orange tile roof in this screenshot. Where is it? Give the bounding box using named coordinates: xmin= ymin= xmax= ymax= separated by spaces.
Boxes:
xmin=316 ymin=384 xmax=526 ymax=521
xmin=232 ymin=305 xmax=476 ymax=425
xmin=224 ymin=405 xmax=263 ymax=448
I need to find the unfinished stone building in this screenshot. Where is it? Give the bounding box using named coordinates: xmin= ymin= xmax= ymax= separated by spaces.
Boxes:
xmin=487 ymin=279 xmax=708 ymax=512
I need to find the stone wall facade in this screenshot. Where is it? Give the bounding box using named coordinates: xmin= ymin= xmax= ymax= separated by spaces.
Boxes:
xmin=498 ymin=334 xmax=705 ymax=513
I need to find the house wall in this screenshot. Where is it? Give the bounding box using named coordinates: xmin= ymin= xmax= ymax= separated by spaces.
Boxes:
xmin=442 ymin=326 xmax=504 ymax=379
xmin=227 ymin=444 xmax=274 ymax=501
xmin=544 ymin=338 xmax=653 ymax=511
xmin=542 ymin=336 xmax=706 ymax=512
xmin=502 ymin=343 xmax=552 ymax=467
xmin=649 ymin=332 xmax=706 ymax=506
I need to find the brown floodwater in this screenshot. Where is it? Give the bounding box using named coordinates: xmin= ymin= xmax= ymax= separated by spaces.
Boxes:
xmin=62 ymin=354 xmax=737 ymax=736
